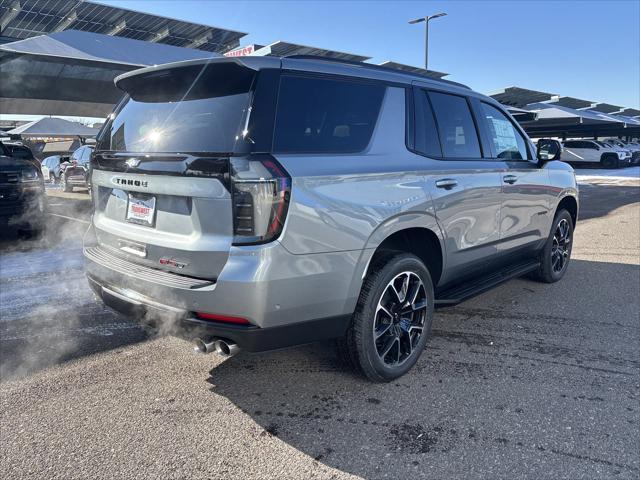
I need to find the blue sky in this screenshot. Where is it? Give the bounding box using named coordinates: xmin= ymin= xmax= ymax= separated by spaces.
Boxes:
xmin=99 ymin=0 xmax=639 ymax=109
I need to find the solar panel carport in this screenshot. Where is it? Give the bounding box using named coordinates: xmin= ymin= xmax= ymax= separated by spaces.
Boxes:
xmin=488 ymin=86 xmax=556 ymax=107
xmin=0 ymin=30 xmax=220 ymax=117
xmin=5 ymin=117 xmax=99 ymax=137
xmin=251 ymin=41 xmax=370 ymax=62
xmin=518 ymin=103 xmax=640 ymax=138
xmin=489 ymin=88 xmax=640 ymax=139
xmin=0 ymin=0 xmax=245 ymax=53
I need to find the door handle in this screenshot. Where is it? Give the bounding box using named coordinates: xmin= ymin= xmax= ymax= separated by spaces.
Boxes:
xmin=435 ymin=178 xmax=458 ymax=190
xmin=503 ymin=175 xmax=518 ymax=184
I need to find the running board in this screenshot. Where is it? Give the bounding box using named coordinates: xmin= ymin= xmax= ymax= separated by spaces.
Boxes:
xmin=435 ymin=260 xmax=540 ymax=308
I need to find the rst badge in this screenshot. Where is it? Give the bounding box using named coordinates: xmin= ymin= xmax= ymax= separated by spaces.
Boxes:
xmin=159 ymin=258 xmax=188 ymax=269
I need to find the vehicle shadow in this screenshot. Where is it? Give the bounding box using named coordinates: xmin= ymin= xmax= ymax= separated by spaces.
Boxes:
xmin=577 ymin=183 xmax=639 ymax=221
xmin=205 ymin=258 xmax=640 ymax=478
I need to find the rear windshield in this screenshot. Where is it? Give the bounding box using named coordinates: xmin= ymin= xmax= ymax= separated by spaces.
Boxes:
xmin=97 ymin=62 xmax=254 ymax=154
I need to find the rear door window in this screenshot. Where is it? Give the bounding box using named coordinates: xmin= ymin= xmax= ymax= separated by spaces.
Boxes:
xmin=273 ymin=75 xmax=386 ymax=153
xmin=480 ymin=103 xmax=529 ymax=160
xmin=428 ymin=91 xmax=482 ymax=159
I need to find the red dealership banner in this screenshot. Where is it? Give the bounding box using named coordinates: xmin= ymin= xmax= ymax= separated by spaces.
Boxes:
xmin=224 ymin=45 xmax=255 ymax=57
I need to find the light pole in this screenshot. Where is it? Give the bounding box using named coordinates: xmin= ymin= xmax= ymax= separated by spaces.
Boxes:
xmin=409 ymin=12 xmax=447 ymax=71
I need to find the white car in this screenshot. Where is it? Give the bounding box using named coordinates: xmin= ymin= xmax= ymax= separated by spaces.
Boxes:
xmin=603 ymin=139 xmax=640 ymax=164
xmin=40 ymin=155 xmax=65 ymax=183
xmin=596 ymin=141 xmax=630 ymax=160
xmin=561 ymin=139 xmax=631 ymax=168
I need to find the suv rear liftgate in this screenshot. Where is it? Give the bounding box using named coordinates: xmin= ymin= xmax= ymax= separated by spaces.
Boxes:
xmin=85 ymin=58 xmax=302 ymax=341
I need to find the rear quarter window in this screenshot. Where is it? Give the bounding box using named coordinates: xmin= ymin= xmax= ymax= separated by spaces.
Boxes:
xmin=273 ymin=75 xmax=386 ymax=154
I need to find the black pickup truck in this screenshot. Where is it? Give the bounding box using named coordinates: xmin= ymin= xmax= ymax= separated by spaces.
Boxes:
xmin=0 ymin=141 xmax=46 ymax=235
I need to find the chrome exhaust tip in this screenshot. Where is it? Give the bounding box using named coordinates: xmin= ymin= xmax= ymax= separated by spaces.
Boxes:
xmin=214 ymin=339 xmax=240 ymax=358
xmin=193 ymin=337 xmax=217 ymax=354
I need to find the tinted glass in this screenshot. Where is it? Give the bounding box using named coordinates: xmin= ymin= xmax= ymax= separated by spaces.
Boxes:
xmin=10 ymin=146 xmax=33 ymax=159
xmin=98 ymin=63 xmax=254 ymax=153
xmin=77 ymin=147 xmax=91 ymax=164
xmin=273 ymin=75 xmax=385 ymax=153
xmin=480 ymin=103 xmax=529 ymax=160
xmin=71 ymin=147 xmax=82 ymax=162
xmin=564 ymin=141 xmax=579 ymax=148
xmin=429 ymin=92 xmax=481 ymax=158
xmin=414 ymin=90 xmax=442 ymax=157
xmin=82 ymin=147 xmax=93 ymax=164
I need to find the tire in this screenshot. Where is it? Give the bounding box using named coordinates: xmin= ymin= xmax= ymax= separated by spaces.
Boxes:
xmin=338 ymin=252 xmax=435 ymax=382
xmin=61 ymin=174 xmax=72 ymax=192
xmin=531 ymin=209 xmax=574 ymax=283
xmin=601 ymin=154 xmax=618 ymax=169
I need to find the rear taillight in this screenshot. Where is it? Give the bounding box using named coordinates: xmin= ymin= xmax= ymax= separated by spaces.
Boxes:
xmin=230 ymin=155 xmax=291 ymax=245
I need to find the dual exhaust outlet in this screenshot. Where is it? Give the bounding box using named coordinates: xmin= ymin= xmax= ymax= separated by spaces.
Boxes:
xmin=193 ymin=337 xmax=240 ymax=358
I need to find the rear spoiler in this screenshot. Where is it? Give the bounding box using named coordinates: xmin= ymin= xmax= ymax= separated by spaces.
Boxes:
xmin=114 ymin=56 xmax=282 ymax=90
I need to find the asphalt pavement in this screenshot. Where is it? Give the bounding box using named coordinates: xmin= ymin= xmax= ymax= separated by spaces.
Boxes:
xmin=1 ymin=180 xmax=639 ymax=479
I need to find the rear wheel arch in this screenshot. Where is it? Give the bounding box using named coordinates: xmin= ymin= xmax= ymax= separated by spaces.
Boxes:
xmin=366 ymin=227 xmax=443 ymax=287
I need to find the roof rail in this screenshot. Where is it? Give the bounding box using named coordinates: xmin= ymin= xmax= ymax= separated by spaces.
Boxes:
xmin=284 ymin=54 xmax=470 ymax=89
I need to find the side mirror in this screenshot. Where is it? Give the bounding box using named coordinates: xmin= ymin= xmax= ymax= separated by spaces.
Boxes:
xmin=537 ymin=139 xmax=562 ymax=166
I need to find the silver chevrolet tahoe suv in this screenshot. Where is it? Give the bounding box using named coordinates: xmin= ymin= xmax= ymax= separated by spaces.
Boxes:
xmin=84 ymin=56 xmax=577 ymax=382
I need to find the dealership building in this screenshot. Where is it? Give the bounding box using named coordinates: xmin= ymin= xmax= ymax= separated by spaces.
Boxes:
xmin=1 ymin=0 xmax=638 ymax=139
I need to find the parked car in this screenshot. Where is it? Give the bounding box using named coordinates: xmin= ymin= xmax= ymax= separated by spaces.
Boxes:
xmin=561 ymin=139 xmax=631 ymax=168
xmin=0 ymin=141 xmax=45 ymax=235
xmin=84 ymin=56 xmax=577 ymax=382
xmin=40 ymin=154 xmax=69 ymax=183
xmin=595 ymin=141 xmax=631 ymax=163
xmin=602 ymin=138 xmax=640 ymax=164
xmin=61 ymin=145 xmax=93 ymax=192
xmin=2 ymin=142 xmax=40 ymax=171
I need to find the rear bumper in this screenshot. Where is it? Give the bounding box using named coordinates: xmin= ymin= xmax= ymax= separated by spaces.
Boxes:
xmin=84 ymin=229 xmax=363 ymax=351
xmin=67 ymin=176 xmax=88 ymax=186
xmin=87 ymin=273 xmax=349 ymax=352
